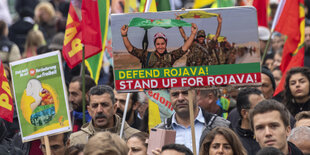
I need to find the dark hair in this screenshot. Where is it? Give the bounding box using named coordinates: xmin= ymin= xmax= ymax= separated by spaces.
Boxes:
xmin=284 ymin=67 xmax=310 ymax=116
xmin=162 ymin=144 xmax=193 ymax=155
xmin=88 ymin=85 xmax=115 ymax=104
xmin=63 ymin=132 xmax=71 ymax=145
xmin=199 ymin=127 xmax=247 ymax=155
xmin=262 ymin=66 xmax=276 ymax=91
xmin=127 ymin=132 xmax=148 ymax=147
xmin=0 ymin=20 xmax=6 ymax=36
xmin=249 ymin=99 xmax=290 ymax=130
xmin=47 ymin=132 xmax=71 ymax=147
xmin=71 ymin=75 xmax=96 ymax=93
xmin=65 ymin=144 xmax=84 ymax=155
xmin=273 ymin=66 xmax=281 ymax=72
xmin=263 ymin=53 xmax=274 ymax=65
xmin=236 ymin=87 xmax=262 ymax=116
xmin=18 ymin=7 xmax=34 ymax=18
xmin=256 ymin=147 xmax=284 ymax=155
xmin=131 ymin=92 xmax=139 ymax=106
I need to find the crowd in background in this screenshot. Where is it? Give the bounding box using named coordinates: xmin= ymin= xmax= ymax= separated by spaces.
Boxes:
xmin=1 ymin=0 xmax=310 ymax=155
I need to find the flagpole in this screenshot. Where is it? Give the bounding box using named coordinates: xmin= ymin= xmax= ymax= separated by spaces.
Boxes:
xmin=120 ymin=93 xmax=130 ymax=138
xmin=118 ymin=0 xmax=154 ymax=140
xmin=188 ymin=89 xmax=197 ymax=155
xmin=144 ymin=0 xmax=152 ymax=12
xmin=43 ymin=136 xmax=51 ymax=155
xmin=261 ymin=31 xmax=273 ymax=63
xmin=262 ymin=0 xmax=285 ymax=63
xmin=82 ymin=46 xmax=86 ymax=124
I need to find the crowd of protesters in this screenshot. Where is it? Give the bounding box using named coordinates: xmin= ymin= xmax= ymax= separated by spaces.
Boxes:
xmin=1 ymin=0 xmax=310 ymax=155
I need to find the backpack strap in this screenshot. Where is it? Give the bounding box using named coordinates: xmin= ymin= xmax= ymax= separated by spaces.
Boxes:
xmin=202 ymin=110 xmax=217 ymax=129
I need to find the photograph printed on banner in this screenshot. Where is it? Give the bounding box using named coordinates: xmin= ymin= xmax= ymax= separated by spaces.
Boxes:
xmin=111 ymin=7 xmax=261 ymax=91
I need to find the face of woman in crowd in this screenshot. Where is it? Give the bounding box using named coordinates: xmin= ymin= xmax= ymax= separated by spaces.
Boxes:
xmin=209 ymin=134 xmax=233 ymax=155
xmin=272 ymin=36 xmax=283 ymax=51
xmin=289 ymin=73 xmax=310 ymax=100
xmin=127 ymin=137 xmax=147 ymax=155
xmin=273 ymin=53 xmax=282 ymax=68
xmin=272 ymin=69 xmax=282 ymax=88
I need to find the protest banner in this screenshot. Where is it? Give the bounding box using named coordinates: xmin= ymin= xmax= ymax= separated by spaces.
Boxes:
xmin=111 ymin=7 xmax=261 ymax=92
xmin=10 ymin=51 xmax=71 ymax=142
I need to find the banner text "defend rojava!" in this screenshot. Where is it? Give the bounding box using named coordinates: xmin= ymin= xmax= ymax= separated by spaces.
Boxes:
xmin=115 ymin=63 xmax=261 ymax=91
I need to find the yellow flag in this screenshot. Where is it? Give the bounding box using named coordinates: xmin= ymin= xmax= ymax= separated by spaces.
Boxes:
xmin=139 ymin=0 xmax=157 ymax=12
xmin=125 ymin=0 xmax=138 ymax=13
xmin=207 ymin=33 xmax=225 ymax=42
xmin=193 ymin=0 xmax=215 ymax=9
xmin=178 ymin=10 xmax=218 ymax=19
xmin=148 ymin=99 xmax=161 ymax=130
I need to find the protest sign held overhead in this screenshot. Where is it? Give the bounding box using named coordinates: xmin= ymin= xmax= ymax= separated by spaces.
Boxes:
xmin=111 ymin=7 xmax=261 ymax=92
xmin=10 ymin=51 xmax=71 ymax=142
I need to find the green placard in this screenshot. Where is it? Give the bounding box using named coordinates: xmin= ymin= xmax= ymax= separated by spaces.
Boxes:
xmin=10 ymin=51 xmax=71 ymax=142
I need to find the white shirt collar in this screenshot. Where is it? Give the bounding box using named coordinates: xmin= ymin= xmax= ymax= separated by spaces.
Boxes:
xmin=172 ymin=107 xmax=205 ymax=126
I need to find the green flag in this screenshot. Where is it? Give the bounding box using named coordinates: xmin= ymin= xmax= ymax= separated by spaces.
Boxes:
xmin=156 ymin=0 xmax=171 ymax=11
xmin=128 ymin=17 xmax=191 ymax=30
xmin=216 ymin=0 xmax=234 ymax=8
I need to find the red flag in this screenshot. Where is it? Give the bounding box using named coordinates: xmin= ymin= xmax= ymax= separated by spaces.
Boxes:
xmin=81 ymin=0 xmax=102 ymax=59
xmin=0 ymin=61 xmax=14 ymax=122
xmin=273 ymin=0 xmax=305 ymax=96
xmin=252 ymin=0 xmax=268 ymax=27
xmin=62 ymin=2 xmax=83 ymax=69
xmin=62 ymin=0 xmax=103 ymax=69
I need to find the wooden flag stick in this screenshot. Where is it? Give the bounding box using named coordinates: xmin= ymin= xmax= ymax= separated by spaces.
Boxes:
xmin=188 ymin=89 xmax=197 ymax=155
xmin=43 ymin=136 xmax=51 ymax=155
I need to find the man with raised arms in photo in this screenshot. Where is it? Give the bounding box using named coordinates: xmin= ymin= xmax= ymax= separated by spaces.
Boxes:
xmin=177 ymin=14 xmax=223 ymax=66
xmin=120 ymin=23 xmax=197 ymax=69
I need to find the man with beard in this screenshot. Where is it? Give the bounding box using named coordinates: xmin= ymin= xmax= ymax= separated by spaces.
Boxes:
xmin=156 ymin=89 xmax=230 ymax=153
xmin=68 ymin=75 xmax=96 ymax=132
xmin=114 ymin=91 xmax=142 ymax=129
xmin=69 ymin=85 xmax=139 ymax=146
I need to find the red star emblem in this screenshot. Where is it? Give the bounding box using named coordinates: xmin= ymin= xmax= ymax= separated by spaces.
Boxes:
xmin=193 ymin=14 xmax=201 ymax=18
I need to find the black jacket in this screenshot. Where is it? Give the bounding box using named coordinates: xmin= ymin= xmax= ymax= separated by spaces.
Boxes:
xmin=0 ymin=119 xmax=23 ymax=155
xmin=233 ymin=120 xmax=260 ymax=155
xmin=288 ymin=141 xmax=304 ymax=155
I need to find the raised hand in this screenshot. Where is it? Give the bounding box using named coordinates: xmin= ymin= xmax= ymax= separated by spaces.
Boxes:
xmin=191 ymin=23 xmax=198 ymax=34
xmin=120 ymin=25 xmax=128 ymax=36
xmin=217 ymin=14 xmax=222 ymax=23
